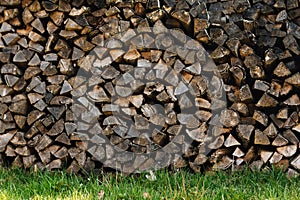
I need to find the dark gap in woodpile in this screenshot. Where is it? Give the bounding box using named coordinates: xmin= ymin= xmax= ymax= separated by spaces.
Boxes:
xmin=0 ymin=0 xmax=300 ymax=176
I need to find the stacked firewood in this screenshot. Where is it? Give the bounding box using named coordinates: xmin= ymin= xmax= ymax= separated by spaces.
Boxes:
xmin=0 ymin=0 xmax=300 ymax=176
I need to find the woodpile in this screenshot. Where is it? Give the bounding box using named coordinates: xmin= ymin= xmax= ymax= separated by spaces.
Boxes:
xmin=0 ymin=0 xmax=300 ymax=176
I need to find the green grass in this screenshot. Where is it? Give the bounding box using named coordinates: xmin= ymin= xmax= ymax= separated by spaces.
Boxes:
xmin=0 ymin=167 xmax=299 ymax=200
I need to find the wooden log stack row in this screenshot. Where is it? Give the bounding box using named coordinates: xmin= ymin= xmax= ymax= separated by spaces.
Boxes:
xmin=0 ymin=0 xmax=300 ymax=176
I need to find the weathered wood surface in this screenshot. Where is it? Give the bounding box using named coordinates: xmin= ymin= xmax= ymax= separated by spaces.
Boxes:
xmin=0 ymin=0 xmax=300 ymax=175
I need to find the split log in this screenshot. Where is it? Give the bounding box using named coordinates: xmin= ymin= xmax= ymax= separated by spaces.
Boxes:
xmin=0 ymin=0 xmax=299 ymax=175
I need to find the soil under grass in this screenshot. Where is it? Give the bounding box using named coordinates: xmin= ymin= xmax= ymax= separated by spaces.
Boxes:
xmin=0 ymin=167 xmax=299 ymax=200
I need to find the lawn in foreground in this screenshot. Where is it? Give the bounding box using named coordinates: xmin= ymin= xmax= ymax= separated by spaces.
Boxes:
xmin=0 ymin=166 xmax=299 ymax=200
